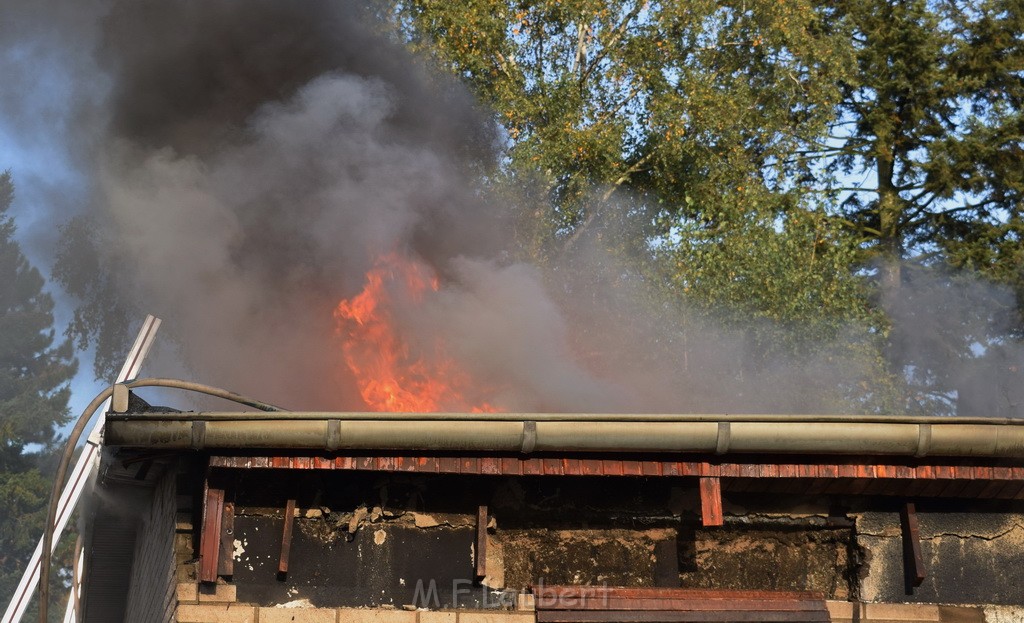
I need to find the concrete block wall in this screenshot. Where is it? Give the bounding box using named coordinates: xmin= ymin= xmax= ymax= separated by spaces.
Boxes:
xmin=122 ymin=463 xmax=181 ymax=623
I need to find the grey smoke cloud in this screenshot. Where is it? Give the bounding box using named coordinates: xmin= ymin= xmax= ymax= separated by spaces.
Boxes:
xmin=3 ymin=0 xmax=1018 ymax=415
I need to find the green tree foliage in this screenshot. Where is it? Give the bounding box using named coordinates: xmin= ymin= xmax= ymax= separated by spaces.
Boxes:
xmin=0 ymin=171 xmax=77 ymax=618
xmin=392 ymin=0 xmax=850 ymax=245
xmin=388 ymin=0 xmax=896 ymax=410
xmin=389 ymin=0 xmax=1022 ymax=413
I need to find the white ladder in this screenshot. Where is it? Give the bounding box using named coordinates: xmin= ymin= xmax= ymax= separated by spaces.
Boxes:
xmin=2 ymin=315 xmax=161 ymax=623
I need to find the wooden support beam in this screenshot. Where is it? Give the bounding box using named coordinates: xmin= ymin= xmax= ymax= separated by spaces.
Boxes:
xmin=218 ymin=501 xmax=235 ymax=577
xmin=699 ymin=477 xmax=723 ymax=527
xmin=200 ymin=486 xmax=225 ymax=583
xmin=475 ymin=505 xmax=488 ymax=579
xmin=900 ymin=501 xmax=926 ymax=591
xmin=278 ymin=499 xmax=296 ymax=577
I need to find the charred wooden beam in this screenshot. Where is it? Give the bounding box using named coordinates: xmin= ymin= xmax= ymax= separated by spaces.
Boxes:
xmin=278 ymin=499 xmax=296 ymax=578
xmin=200 ymin=486 xmax=225 ymax=583
xmin=533 ymin=586 xmax=830 ymax=623
xmin=900 ymin=501 xmax=926 ymax=591
xmin=699 ymin=477 xmax=723 ymax=527
xmin=218 ymin=501 xmax=235 ymax=578
xmin=475 ymin=505 xmax=488 ymax=580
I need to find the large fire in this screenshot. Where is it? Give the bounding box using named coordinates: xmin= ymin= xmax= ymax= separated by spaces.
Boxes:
xmin=334 ymin=253 xmax=498 ymax=412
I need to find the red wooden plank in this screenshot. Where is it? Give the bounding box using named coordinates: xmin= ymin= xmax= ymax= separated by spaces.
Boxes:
xmin=678 ymin=462 xmax=701 ymax=477
xmin=602 ymin=460 xmax=623 ymax=476
xmin=621 ymin=460 xmax=643 ymax=476
xmin=778 ymin=464 xmax=799 ymax=479
xmin=523 ymin=458 xmax=545 ymax=475
xmin=974 ymin=466 xmax=995 ymax=480
xmin=933 ymin=465 xmax=955 ymax=480
xmin=819 ymin=464 xmax=839 ymax=479
xmin=581 ymin=459 xmax=604 ymax=476
xmin=991 ymin=466 xmax=1014 ymax=481
xmin=480 ymin=457 xmax=501 ymax=475
xmin=662 ymin=462 xmax=682 ymax=477
xmin=544 ymin=458 xmax=564 ymax=475
xmin=641 ymin=461 xmax=662 ymax=477
xmin=357 ymin=457 xmax=375 ymax=470
xmin=892 ymin=464 xmax=914 ymax=480
xmin=337 ymin=456 xmax=354 ymax=470
xmin=564 ymin=458 xmax=584 ymax=476
xmin=699 ymin=477 xmax=723 ymax=527
xmin=794 ymin=464 xmax=816 ymax=479
xmin=701 ymin=462 xmax=720 ymax=478
xmin=376 ymin=457 xmax=397 ymax=471
xmin=439 ymin=457 xmax=461 ymax=473
xmin=503 ymin=457 xmax=524 ymax=475
xmin=200 ymin=487 xmax=224 ymax=583
xmin=532 ymin=587 xmax=825 ymax=601
xmin=537 ymin=611 xmax=829 ymax=622
xmin=737 ymin=464 xmax=759 ymax=478
xmin=313 ymin=456 xmax=332 ymax=469
xmin=538 ymin=598 xmax=827 ymax=612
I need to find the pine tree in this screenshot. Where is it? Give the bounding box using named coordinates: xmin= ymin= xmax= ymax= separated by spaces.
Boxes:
xmin=822 ymin=0 xmax=1024 ymax=411
xmin=0 ymin=170 xmax=77 ymax=618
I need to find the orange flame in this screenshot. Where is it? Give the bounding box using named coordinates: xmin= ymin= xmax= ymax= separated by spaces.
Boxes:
xmin=334 ymin=253 xmax=497 ymax=412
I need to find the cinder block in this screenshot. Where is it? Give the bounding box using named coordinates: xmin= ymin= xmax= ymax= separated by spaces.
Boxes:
xmin=419 ymin=611 xmax=458 ymax=623
xmin=177 ymin=603 xmax=257 ymax=623
xmin=982 ymin=606 xmax=1024 ymax=623
xmin=940 ymin=606 xmax=985 ymax=623
xmin=199 ymin=582 xmax=237 ymax=603
xmin=259 ymin=606 xmax=339 ymax=623
xmin=338 ymin=608 xmax=418 ymax=623
xmin=516 ymin=594 xmax=535 ymax=612
xmin=458 ymin=612 xmax=534 ymax=623
xmin=861 ymin=603 xmax=941 ymax=621
xmin=176 ymin=583 xmax=198 ymax=603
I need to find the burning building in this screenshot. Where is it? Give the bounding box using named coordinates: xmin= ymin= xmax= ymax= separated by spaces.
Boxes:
xmin=5 ymin=2 xmax=1024 ymax=623
xmin=70 ymin=382 xmax=1024 ymax=623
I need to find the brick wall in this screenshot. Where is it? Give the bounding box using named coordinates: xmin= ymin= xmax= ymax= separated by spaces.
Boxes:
xmin=123 ymin=462 xmax=180 ymax=623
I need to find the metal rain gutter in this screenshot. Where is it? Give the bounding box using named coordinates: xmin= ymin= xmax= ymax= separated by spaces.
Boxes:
xmin=103 ymin=412 xmax=1024 ymax=458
